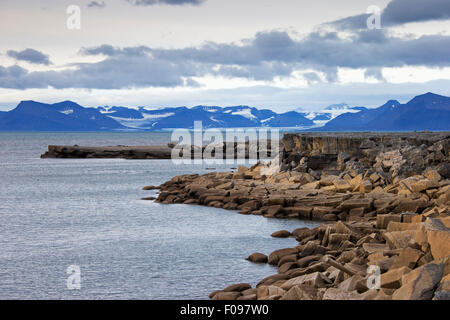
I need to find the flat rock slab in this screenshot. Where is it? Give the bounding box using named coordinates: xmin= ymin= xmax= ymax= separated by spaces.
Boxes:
xmin=41 ymin=145 xmax=173 ymax=159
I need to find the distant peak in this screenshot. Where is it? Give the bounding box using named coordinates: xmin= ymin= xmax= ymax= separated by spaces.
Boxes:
xmin=407 ymin=92 xmax=448 ymax=104
xmin=324 ymin=103 xmax=349 ymax=110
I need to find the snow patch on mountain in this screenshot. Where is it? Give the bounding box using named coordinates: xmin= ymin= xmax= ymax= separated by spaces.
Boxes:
xmin=231 ymin=108 xmax=256 ymax=119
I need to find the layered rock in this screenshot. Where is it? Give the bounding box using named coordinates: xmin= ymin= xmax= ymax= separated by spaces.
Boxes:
xmin=147 ymin=132 xmax=450 ymax=300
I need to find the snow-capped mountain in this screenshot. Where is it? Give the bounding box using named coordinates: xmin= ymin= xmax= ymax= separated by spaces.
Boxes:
xmin=1 ymin=93 xmax=448 ymax=131
xmin=0 ymin=102 xmax=313 ymax=131
xmin=311 ymin=92 xmax=450 ymax=131
xmin=295 ymin=103 xmax=368 ymax=126
xmin=96 ymin=105 xmax=314 ymax=130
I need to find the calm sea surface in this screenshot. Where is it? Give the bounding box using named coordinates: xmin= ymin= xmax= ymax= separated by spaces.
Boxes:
xmin=0 ymin=132 xmax=319 ymax=299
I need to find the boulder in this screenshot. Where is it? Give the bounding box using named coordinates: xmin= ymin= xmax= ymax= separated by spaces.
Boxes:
xmin=299 ymin=242 xmax=326 ymax=258
xmin=414 ymin=218 xmax=450 ymax=259
xmin=280 ymin=284 xmax=320 ymax=300
xmin=257 ymin=274 xmax=290 ymax=287
xmin=376 ymin=256 xmax=396 ymax=273
xmin=408 ymin=179 xmax=440 ymax=193
xmin=320 ymin=175 xmax=340 ymax=186
xmin=268 ymin=248 xmax=298 ymax=266
xmin=383 ymin=230 xmax=417 ymax=249
xmin=223 ymin=283 xmax=252 ymax=292
xmin=338 ymin=275 xmax=366 ymax=293
xmin=433 ymin=274 xmax=450 ymax=300
xmin=335 ymin=221 xmax=364 ymax=238
xmin=297 ymin=254 xmax=323 ymax=268
xmin=278 ymin=261 xmax=297 ymax=273
xmin=265 ymin=205 xmax=284 ymax=217
xmin=323 ymin=288 xmax=362 ymax=300
xmin=142 ymin=185 xmax=158 ymax=190
xmin=292 ymin=227 xmax=314 ymax=240
xmin=381 ymin=266 xmax=412 ymax=289
xmin=390 ymin=247 xmax=423 ymax=270
xmin=359 ymin=180 xmax=372 ymax=193
xmin=256 ymin=285 xmax=286 ymax=300
xmin=437 ymin=162 xmax=450 ymax=179
xmin=426 ymin=224 xmax=450 ymax=260
xmin=377 ymin=214 xmax=401 ymax=229
xmin=278 ymin=254 xmax=298 ymax=267
xmin=362 ymin=243 xmax=390 ymax=254
xmin=301 ymin=181 xmax=320 ymax=190
xmin=393 ymin=262 xmax=444 ymax=300
xmin=333 ymin=179 xmax=353 ymax=193
xmin=247 ymin=253 xmax=268 ymax=263
xmin=212 ymin=291 xmax=241 ymax=300
xmin=339 ymin=198 xmax=373 ymax=212
xmin=271 ymin=230 xmax=291 ymax=238
xmin=280 ymin=272 xmax=331 ymax=291
xmin=424 ymin=170 xmax=441 ymax=181
xmin=386 ymin=222 xmax=420 ymax=232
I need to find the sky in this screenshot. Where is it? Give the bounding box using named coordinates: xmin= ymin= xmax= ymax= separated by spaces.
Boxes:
xmin=0 ymin=0 xmax=450 ymax=111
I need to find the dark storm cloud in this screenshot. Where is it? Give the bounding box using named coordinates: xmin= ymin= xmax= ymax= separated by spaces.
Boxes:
xmin=87 ymin=1 xmax=106 ymax=8
xmin=126 ymin=0 xmax=205 ymax=6
xmin=6 ymin=48 xmax=51 ymax=65
xmin=331 ymin=0 xmax=450 ymax=30
xmin=2 ymin=28 xmax=450 ymax=90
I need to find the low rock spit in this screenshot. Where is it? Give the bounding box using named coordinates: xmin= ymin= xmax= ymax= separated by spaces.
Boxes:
xmin=146 ymin=132 xmax=450 ymax=300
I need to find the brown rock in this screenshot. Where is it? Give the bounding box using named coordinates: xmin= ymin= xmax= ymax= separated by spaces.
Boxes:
xmin=339 ymin=198 xmax=373 ymax=212
xmin=381 ymin=266 xmax=412 ymax=289
xmin=268 ymin=248 xmax=298 ymax=266
xmin=333 ymin=179 xmax=353 ymax=193
xmin=280 ymin=284 xmax=321 ymax=300
xmin=377 ymin=214 xmax=402 ymax=229
xmin=424 ymin=169 xmax=441 ymax=181
xmin=362 ymin=243 xmax=390 ymax=254
xmin=323 ymin=288 xmax=362 ymax=300
xmin=433 ymin=273 xmax=450 ymax=300
xmin=393 ymin=262 xmax=444 ymax=300
xmin=237 ymin=294 xmax=257 ymax=300
xmin=278 ymin=254 xmax=298 ymax=267
xmin=223 ymin=283 xmax=252 ymax=292
xmin=301 ymin=181 xmax=320 ymax=190
xmin=414 ymin=218 xmax=450 ymax=259
xmin=212 ymin=291 xmax=241 ymax=300
xmin=292 ymin=227 xmax=312 ymax=239
xmin=257 ymin=274 xmax=290 ymax=287
xmin=280 ymin=272 xmax=331 ymax=291
xmin=247 ymin=253 xmax=268 ymax=263
xmin=386 ymin=222 xmax=420 ymax=232
xmin=383 ymin=230 xmax=417 ymax=249
xmin=265 ymin=205 xmax=284 ymax=217
xmin=256 ymin=285 xmax=286 ymax=300
xmin=142 ymin=185 xmax=158 ymax=190
xmin=278 ymin=261 xmax=297 ymax=273
xmin=296 ymin=254 xmax=323 ymax=268
xmin=359 ymin=180 xmax=372 ymax=193
xmin=271 ymin=230 xmax=291 ymax=238
xmin=390 ymin=247 xmax=423 ymax=270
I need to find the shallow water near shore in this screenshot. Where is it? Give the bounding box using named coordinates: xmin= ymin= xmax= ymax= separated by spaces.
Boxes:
xmin=0 ymin=132 xmax=320 ymax=299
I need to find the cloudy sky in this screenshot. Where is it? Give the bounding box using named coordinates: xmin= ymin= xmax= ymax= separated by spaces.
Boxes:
xmin=0 ymin=0 xmax=450 ymax=111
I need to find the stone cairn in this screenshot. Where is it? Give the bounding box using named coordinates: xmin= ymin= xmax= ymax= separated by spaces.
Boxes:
xmin=147 ymin=132 xmax=450 ymax=300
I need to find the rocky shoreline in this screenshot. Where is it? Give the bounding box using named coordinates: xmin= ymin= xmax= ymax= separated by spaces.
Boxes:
xmin=148 ymin=132 xmax=450 ymax=300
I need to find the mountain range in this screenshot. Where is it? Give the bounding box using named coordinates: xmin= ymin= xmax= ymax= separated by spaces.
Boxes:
xmin=315 ymin=93 xmax=450 ymax=131
xmin=0 ymin=92 xmax=449 ymax=131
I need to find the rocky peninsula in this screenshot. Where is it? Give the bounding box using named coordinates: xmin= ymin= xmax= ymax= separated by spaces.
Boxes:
xmin=147 ymin=132 xmax=450 ymax=300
